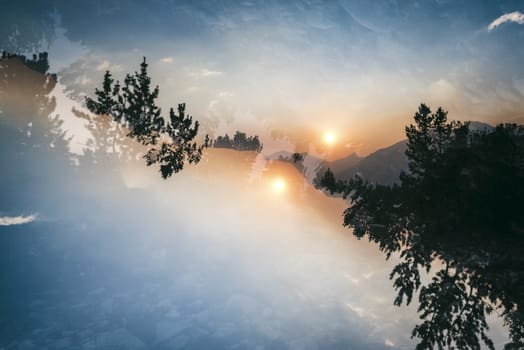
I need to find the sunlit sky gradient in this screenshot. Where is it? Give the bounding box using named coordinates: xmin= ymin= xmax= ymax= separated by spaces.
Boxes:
xmin=3 ymin=1 xmax=524 ymax=215
xmin=7 ymin=0 xmax=518 ymax=157
xmin=1 ymin=2 xmax=522 ymax=349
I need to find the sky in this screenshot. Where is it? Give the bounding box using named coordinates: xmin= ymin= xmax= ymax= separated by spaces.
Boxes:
xmin=0 ymin=1 xmax=523 ymax=349
xmin=3 ymin=0 xmax=524 ymax=157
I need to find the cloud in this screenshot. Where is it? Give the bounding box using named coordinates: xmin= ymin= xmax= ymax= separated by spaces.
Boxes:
xmin=218 ymin=91 xmax=234 ymax=97
xmin=96 ymin=60 xmax=122 ymax=72
xmin=384 ymin=339 xmax=395 ymax=347
xmin=74 ymin=74 xmax=91 ymax=86
xmin=488 ymin=11 xmax=524 ymax=31
xmin=0 ymin=214 xmax=38 ymax=226
xmin=161 ymin=57 xmax=174 ymax=64
xmin=188 ymin=68 xmax=224 ymax=79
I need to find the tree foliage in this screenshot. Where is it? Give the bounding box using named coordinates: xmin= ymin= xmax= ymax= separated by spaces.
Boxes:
xmin=86 ymin=57 xmax=208 ymax=179
xmin=1 ymin=51 xmax=50 ymax=74
xmin=0 ymin=52 xmax=73 ymax=212
xmin=321 ymin=104 xmax=524 ymax=349
xmin=211 ymin=131 xmax=263 ymax=152
xmin=291 ymin=152 xmax=304 ymax=163
xmin=319 ymin=167 xmax=337 ymax=193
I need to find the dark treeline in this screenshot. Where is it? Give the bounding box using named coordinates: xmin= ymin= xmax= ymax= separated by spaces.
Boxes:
xmin=1 ymin=51 xmax=50 ymax=75
xmin=320 ymin=104 xmax=524 ymax=349
xmin=0 ymin=51 xmax=71 ymax=214
xmin=210 ymin=131 xmax=263 ymax=152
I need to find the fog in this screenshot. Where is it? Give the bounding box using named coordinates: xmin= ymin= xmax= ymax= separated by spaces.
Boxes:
xmin=1 ymin=1 xmax=520 ymax=348
xmin=1 ymin=135 xmax=419 ymax=349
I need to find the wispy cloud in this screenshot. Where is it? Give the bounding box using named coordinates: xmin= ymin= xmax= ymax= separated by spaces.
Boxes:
xmin=0 ymin=214 xmax=38 ymax=226
xmin=161 ymin=57 xmax=174 ymax=64
xmin=218 ymin=91 xmax=234 ymax=97
xmin=188 ymin=68 xmax=224 ymax=79
xmin=96 ymin=60 xmax=122 ymax=72
xmin=488 ymin=11 xmax=524 ymax=31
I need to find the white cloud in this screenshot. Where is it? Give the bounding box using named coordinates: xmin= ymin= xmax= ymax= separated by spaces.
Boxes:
xmin=488 ymin=11 xmax=524 ymax=31
xmin=73 ymin=74 xmax=91 ymax=86
xmin=0 ymin=214 xmax=38 ymax=226
xmin=96 ymin=60 xmax=122 ymax=72
xmin=218 ymin=91 xmax=234 ymax=97
xmin=385 ymin=339 xmax=395 ymax=347
xmin=96 ymin=60 xmax=111 ymax=71
xmin=202 ymin=69 xmax=223 ymax=77
xmin=161 ymin=57 xmax=174 ymax=64
xmin=188 ymin=68 xmax=224 ymax=79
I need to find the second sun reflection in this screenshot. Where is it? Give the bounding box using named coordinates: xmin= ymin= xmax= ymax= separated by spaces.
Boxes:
xmin=263 ymin=155 xmax=311 ymax=201
xmin=267 ymin=131 xmax=339 ymax=198
xmin=272 ymin=177 xmax=287 ymax=194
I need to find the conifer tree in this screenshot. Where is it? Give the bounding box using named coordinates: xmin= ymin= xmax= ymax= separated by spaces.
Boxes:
xmin=321 ymin=103 xmax=524 ymax=349
xmin=86 ymin=57 xmax=207 ymax=178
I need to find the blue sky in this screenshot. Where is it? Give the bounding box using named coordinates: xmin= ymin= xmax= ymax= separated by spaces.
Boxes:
xmin=46 ymin=1 xmax=524 ymax=154
xmin=2 ymin=0 xmax=518 ymax=154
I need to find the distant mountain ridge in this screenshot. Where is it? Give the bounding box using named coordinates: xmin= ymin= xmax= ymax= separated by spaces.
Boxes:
xmin=267 ymin=141 xmax=408 ymax=187
xmin=319 ymin=140 xmax=408 ymax=186
xmin=269 ymin=121 xmax=497 ymax=188
xmin=316 ymin=121 xmax=496 ymax=186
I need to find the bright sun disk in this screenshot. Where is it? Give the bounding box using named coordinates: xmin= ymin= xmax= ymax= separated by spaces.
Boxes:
xmin=273 ymin=178 xmax=286 ymax=193
xmin=324 ymin=132 xmax=336 ymax=144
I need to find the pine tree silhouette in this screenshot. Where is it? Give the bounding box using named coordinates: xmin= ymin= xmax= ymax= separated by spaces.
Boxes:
xmin=86 ymin=57 xmax=208 ymax=178
xmin=321 ymin=104 xmax=524 ymax=349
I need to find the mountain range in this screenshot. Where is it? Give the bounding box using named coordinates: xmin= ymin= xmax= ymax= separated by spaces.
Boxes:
xmin=268 ymin=121 xmax=496 ymax=188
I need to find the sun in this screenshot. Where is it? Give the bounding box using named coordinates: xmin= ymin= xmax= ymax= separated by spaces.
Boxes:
xmin=272 ymin=178 xmax=286 ymax=193
xmin=324 ymin=132 xmax=336 ymax=145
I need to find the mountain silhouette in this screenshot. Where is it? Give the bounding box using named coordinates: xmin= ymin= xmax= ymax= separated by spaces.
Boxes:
xmin=315 ymin=121 xmax=495 ymax=186
xmin=316 ymin=142 xmax=407 ymax=186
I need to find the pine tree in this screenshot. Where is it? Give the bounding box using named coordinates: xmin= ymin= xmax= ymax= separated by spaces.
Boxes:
xmin=85 ymin=57 xmax=207 ymax=178
xmin=319 ymin=168 xmax=337 ymax=194
xmin=86 ymin=70 xmax=116 ymax=116
xmin=324 ymin=103 xmax=524 ymax=349
xmin=120 ymin=57 xmax=164 ymax=145
xmin=145 ymin=104 xmax=207 ymax=179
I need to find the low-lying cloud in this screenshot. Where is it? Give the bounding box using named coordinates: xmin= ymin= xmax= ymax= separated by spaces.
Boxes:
xmin=0 ymin=214 xmax=38 ymax=226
